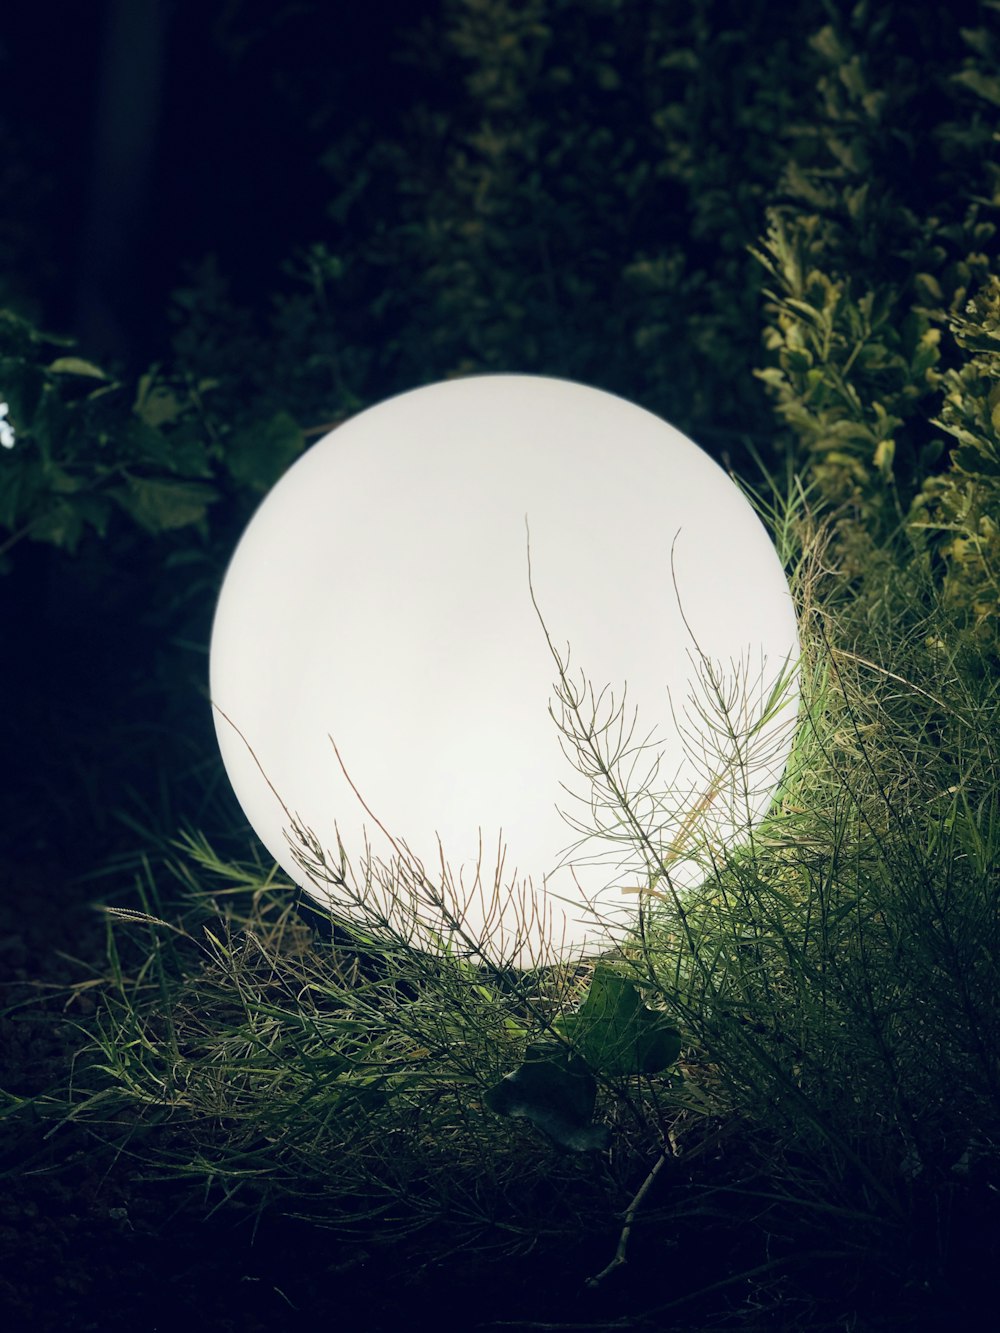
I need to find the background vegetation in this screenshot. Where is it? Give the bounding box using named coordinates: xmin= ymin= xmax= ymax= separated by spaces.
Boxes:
xmin=2 ymin=1 xmax=999 ymax=1329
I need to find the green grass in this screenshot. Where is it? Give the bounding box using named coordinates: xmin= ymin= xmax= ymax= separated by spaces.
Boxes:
xmin=4 ymin=478 xmax=999 ymax=1328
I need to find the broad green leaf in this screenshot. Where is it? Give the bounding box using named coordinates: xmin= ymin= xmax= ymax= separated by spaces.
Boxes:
xmin=28 ymin=499 xmax=86 ymax=551
xmin=484 ymin=1040 xmax=611 ymax=1153
xmin=224 ymin=411 xmax=305 ymax=493
xmin=47 ymin=356 xmax=109 ymax=380
xmin=844 ymin=183 xmax=869 ymax=220
xmin=133 ymin=374 xmax=184 ymax=428
xmin=784 ymin=347 xmax=814 ymax=374
xmin=914 ymin=273 xmax=944 ymax=304
xmin=808 ymin=24 xmax=846 ymax=63
xmin=110 ymin=476 xmax=216 ymax=533
xmin=25 ymin=492 xmax=113 ymax=551
xmin=38 ymin=459 xmax=79 ymax=494
xmin=952 ymin=68 xmax=1000 ymax=108
xmin=558 ymin=966 xmax=682 ymax=1077
xmin=124 ymin=419 xmax=213 ymax=477
xmin=912 ymin=336 xmax=941 ymax=379
xmin=0 ymin=455 xmax=43 ymax=528
xmin=874 ymin=437 xmax=895 ymax=479
xmin=72 ymin=493 xmax=113 ymax=538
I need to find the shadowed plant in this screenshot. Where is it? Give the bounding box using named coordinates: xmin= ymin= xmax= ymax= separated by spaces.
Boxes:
xmin=3 ymin=474 xmax=999 ymax=1327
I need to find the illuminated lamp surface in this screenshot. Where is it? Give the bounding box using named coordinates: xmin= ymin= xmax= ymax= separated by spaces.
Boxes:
xmin=210 ymin=375 xmax=799 ymax=966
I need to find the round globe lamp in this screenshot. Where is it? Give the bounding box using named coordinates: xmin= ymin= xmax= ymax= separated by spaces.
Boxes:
xmin=210 ymin=376 xmax=799 ymax=967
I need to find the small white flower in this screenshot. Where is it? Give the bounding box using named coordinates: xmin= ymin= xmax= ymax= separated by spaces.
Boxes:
xmin=0 ymin=400 xmax=14 ymax=449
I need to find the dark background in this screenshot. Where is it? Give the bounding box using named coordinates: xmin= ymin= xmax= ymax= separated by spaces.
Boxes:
xmin=1 ymin=0 xmax=442 ymax=366
xmin=1 ymin=0 xmax=448 ymax=866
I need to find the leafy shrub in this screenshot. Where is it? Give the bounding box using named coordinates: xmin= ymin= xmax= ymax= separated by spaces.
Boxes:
xmin=0 ymin=307 xmax=306 ymax=571
xmin=910 ymin=276 xmax=1000 ymax=644
xmin=749 ymin=3 xmax=1000 ymax=652
xmin=360 ymin=0 xmax=821 ymax=448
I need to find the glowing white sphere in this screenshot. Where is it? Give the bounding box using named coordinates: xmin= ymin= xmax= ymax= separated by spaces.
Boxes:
xmin=210 ymin=375 xmax=799 ymax=966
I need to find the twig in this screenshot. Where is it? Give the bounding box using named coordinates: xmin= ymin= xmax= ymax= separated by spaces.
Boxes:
xmin=585 ymin=1147 xmax=671 ymax=1289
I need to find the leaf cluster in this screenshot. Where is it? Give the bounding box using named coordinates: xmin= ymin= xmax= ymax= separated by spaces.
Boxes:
xmin=749 ymin=2 xmax=1000 ymax=650
xmin=484 ymin=965 xmax=681 ymax=1152
xmin=0 ymin=308 xmax=305 ymax=570
xmin=911 ymin=275 xmax=1000 ymax=641
xmin=358 ymin=0 xmax=820 ymax=443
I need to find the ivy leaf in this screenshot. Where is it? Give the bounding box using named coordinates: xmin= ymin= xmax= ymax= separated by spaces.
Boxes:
xmin=558 ymin=966 xmax=682 ymax=1077
xmin=23 ymin=490 xmax=110 ymax=552
xmin=28 ymin=499 xmax=87 ymax=551
xmin=484 ymin=969 xmax=682 ymax=1152
xmin=224 ymin=411 xmax=304 ymax=493
xmin=110 ymin=476 xmax=216 ymax=533
xmin=124 ymin=419 xmax=213 ymax=478
xmin=483 ymin=1040 xmax=611 ymax=1153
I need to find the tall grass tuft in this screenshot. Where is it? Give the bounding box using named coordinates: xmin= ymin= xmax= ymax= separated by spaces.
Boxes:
xmin=6 ymin=475 xmax=999 ymax=1318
